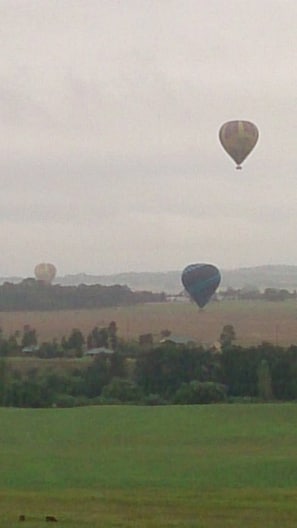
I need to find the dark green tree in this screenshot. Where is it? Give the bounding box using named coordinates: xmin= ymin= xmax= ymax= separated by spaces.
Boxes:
xmin=138 ymin=333 xmax=153 ymax=346
xmin=220 ymin=324 xmax=236 ymax=347
xmin=0 ymin=359 xmax=7 ymax=404
xmin=102 ymin=377 xmax=143 ymax=403
xmin=257 ymin=359 xmax=273 ymax=400
xmin=135 ymin=345 xmax=209 ymax=399
xmin=66 ymin=328 xmax=85 ymax=355
xmin=87 ymin=326 xmax=109 ymax=349
xmin=21 ymin=325 xmax=37 ymax=348
xmin=174 ymin=381 xmax=227 ymax=404
xmin=83 ymin=355 xmax=112 ymax=397
xmin=221 ymin=345 xmax=259 ymax=397
xmin=108 ymin=321 xmax=118 ymax=350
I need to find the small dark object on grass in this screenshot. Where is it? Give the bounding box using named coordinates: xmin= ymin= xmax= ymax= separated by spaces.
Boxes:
xmin=19 ymin=515 xmax=25 ymax=521
xmin=45 ymin=516 xmax=58 ymax=522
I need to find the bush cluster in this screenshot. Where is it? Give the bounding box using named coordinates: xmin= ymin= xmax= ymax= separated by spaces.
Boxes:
xmin=1 ymin=325 xmax=297 ymax=406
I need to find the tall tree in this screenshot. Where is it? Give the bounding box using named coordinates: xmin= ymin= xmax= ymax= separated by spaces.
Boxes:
xmin=257 ymin=359 xmax=273 ymax=400
xmin=220 ymin=325 xmax=236 ymax=347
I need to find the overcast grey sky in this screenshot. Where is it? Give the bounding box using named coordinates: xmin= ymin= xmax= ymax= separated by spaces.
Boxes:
xmin=1 ymin=0 xmax=297 ymax=276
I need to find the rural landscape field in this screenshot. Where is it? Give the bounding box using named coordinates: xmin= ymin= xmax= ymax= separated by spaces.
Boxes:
xmin=1 ymin=403 xmax=297 ymax=527
xmin=2 ymin=0 xmax=297 ymax=525
xmin=1 ymin=299 xmax=297 ymax=347
xmin=1 ymin=300 xmax=297 ymax=526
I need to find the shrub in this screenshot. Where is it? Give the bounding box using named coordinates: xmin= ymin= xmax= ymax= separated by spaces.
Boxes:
xmin=101 ymin=377 xmax=143 ymax=403
xmin=143 ymin=393 xmax=167 ymax=406
xmin=174 ymin=381 xmax=227 ymax=404
xmin=53 ymin=394 xmax=77 ymax=407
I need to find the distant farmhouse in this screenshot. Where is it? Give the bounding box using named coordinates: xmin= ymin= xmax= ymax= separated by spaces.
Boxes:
xmin=160 ymin=335 xmax=222 ymax=353
xmin=84 ymin=347 xmax=114 ymax=357
xmin=159 ymin=335 xmax=196 ymax=346
xmin=22 ymin=345 xmax=40 ymax=355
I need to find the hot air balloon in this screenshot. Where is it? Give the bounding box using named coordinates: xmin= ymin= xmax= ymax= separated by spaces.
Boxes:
xmin=219 ymin=120 xmax=259 ymax=169
xmin=181 ymin=263 xmax=221 ymax=309
xmin=34 ymin=263 xmax=56 ymax=284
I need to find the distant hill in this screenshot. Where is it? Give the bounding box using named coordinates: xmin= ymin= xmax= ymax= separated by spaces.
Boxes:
xmin=56 ymin=271 xmax=182 ymax=293
xmin=221 ymin=265 xmax=297 ymax=291
xmin=2 ymin=265 xmax=297 ymax=294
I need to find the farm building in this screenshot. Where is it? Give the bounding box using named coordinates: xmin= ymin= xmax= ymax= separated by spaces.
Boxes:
xmin=84 ymin=347 xmax=114 ymax=357
xmin=22 ymin=345 xmax=40 ymax=354
xmin=159 ymin=335 xmax=196 ymax=346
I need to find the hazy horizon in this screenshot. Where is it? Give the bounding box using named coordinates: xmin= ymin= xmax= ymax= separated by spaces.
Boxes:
xmin=3 ymin=262 xmax=297 ymax=281
xmin=1 ymin=1 xmax=297 ymax=276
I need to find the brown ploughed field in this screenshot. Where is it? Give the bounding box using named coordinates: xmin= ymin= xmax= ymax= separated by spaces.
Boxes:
xmin=1 ymin=299 xmax=297 ymax=346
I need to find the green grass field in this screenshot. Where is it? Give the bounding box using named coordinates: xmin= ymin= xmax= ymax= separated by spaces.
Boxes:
xmin=1 ymin=404 xmax=297 ymax=527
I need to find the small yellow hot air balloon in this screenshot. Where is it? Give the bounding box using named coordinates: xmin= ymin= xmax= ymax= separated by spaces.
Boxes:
xmin=219 ymin=120 xmax=259 ymax=169
xmin=34 ymin=263 xmax=56 ymax=283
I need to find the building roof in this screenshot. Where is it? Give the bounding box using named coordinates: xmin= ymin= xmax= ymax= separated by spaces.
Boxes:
xmin=22 ymin=345 xmax=40 ymax=353
xmin=84 ymin=347 xmax=114 ymax=356
xmin=159 ymin=335 xmax=196 ymax=345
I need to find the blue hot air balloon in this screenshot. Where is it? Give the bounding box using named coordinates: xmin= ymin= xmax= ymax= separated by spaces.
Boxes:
xmin=181 ymin=263 xmax=221 ymax=308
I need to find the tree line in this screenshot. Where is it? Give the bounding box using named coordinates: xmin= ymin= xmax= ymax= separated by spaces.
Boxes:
xmin=0 ymin=322 xmax=297 ymax=407
xmin=220 ymin=287 xmax=297 ymax=301
xmin=0 ymin=279 xmax=166 ymax=311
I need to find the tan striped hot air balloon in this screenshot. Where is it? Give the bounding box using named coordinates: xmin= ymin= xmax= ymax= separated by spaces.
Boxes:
xmin=34 ymin=263 xmax=56 ymax=283
xmin=219 ymin=120 xmax=259 ymax=169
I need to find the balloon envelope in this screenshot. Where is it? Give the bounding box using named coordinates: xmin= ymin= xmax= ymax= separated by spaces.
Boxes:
xmin=219 ymin=120 xmax=259 ymax=169
xmin=181 ymin=263 xmax=221 ymax=308
xmin=34 ymin=263 xmax=56 ymax=283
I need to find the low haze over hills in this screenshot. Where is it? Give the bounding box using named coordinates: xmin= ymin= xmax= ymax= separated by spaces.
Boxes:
xmin=2 ymin=265 xmax=297 ymax=294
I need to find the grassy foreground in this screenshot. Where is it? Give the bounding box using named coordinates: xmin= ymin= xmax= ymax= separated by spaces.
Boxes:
xmin=1 ymin=404 xmax=297 ymax=527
